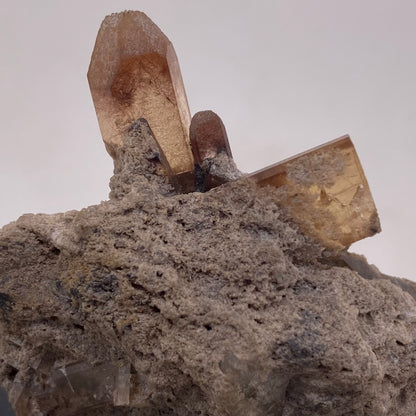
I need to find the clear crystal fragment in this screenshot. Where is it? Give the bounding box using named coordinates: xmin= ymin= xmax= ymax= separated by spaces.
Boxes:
xmin=249 ymin=135 xmax=381 ymax=249
xmin=10 ymin=361 xmax=131 ymax=416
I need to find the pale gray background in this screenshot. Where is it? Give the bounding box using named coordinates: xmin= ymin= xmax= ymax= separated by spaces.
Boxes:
xmin=1 ymin=0 xmax=415 ymax=283
xmin=0 ymin=0 xmax=415 ymax=412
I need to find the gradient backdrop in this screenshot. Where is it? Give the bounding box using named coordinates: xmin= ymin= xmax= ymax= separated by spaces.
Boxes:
xmin=1 ymin=0 xmax=415 ymax=284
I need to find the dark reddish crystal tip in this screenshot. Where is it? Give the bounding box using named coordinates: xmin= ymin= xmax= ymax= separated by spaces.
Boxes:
xmin=190 ymin=111 xmax=233 ymax=165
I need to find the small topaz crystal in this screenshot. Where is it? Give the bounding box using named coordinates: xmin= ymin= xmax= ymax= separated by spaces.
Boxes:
xmin=88 ymin=11 xmax=194 ymax=183
xmin=190 ymin=110 xmax=236 ymax=190
xmin=190 ymin=110 xmax=233 ymax=165
xmin=249 ymin=135 xmax=381 ymax=249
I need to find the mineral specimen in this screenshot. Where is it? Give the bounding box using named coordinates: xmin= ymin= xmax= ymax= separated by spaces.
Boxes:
xmin=2 ymin=9 xmax=407 ymax=416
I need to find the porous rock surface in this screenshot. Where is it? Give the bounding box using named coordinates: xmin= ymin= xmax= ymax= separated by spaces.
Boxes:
xmin=1 ymin=120 xmax=416 ymax=415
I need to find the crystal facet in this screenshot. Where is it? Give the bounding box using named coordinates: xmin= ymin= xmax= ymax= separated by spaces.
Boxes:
xmin=88 ymin=11 xmax=194 ymax=179
xmin=249 ymin=135 xmax=381 ymax=249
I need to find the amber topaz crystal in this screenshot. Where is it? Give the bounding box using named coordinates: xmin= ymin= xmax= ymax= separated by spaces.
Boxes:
xmin=249 ymin=136 xmax=381 ymax=250
xmin=88 ymin=11 xmax=194 ymax=178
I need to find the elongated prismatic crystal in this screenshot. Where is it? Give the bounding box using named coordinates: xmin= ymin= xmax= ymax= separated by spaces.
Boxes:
xmin=88 ymin=11 xmax=194 ymax=184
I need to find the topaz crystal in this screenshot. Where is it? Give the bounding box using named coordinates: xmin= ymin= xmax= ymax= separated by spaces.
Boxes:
xmin=88 ymin=11 xmax=194 ymax=184
xmin=249 ymin=135 xmax=381 ymax=249
xmin=190 ymin=110 xmax=232 ymax=165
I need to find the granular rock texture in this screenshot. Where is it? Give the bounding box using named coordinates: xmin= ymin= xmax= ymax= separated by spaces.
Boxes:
xmin=1 ymin=120 xmax=416 ymax=415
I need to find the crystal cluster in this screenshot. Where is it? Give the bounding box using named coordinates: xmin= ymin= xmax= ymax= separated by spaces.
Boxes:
xmin=87 ymin=10 xmax=380 ymax=250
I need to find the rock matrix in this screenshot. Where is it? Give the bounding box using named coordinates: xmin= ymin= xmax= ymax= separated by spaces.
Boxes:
xmin=1 ymin=120 xmax=416 ymax=415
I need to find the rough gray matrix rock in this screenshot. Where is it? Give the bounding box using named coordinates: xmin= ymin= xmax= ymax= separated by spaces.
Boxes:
xmin=1 ymin=119 xmax=416 ymax=416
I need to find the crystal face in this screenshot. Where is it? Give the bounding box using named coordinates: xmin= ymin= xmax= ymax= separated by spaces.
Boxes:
xmin=249 ymin=135 xmax=381 ymax=249
xmin=88 ymin=11 xmax=194 ymax=177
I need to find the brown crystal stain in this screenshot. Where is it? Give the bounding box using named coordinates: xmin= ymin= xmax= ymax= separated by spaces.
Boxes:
xmin=249 ymin=135 xmax=381 ymax=250
xmin=88 ymin=11 xmax=194 ymax=176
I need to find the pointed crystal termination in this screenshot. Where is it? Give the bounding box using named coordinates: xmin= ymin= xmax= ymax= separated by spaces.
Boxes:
xmin=88 ymin=11 xmax=195 ymax=188
xmin=249 ymin=135 xmax=381 ymax=250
